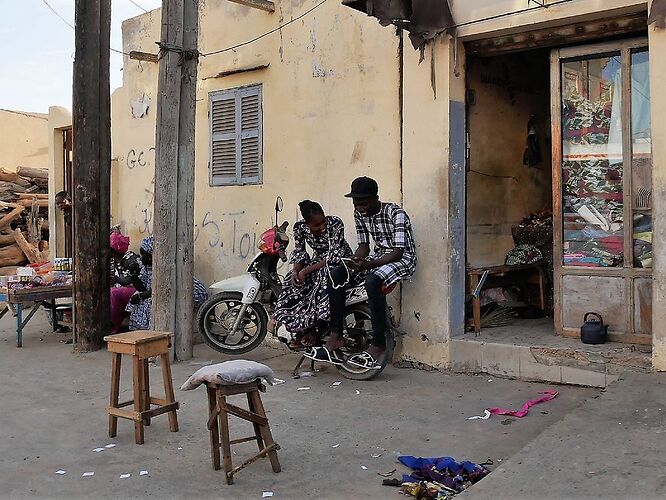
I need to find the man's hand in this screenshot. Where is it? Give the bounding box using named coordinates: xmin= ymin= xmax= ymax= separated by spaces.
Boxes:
xmin=129 ymin=293 xmax=141 ymax=305
xmin=297 ymin=269 xmax=309 ymax=283
xmin=348 ymin=257 xmax=371 ymax=273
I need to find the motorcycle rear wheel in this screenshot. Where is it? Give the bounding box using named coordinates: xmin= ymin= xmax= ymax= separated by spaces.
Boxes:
xmin=197 ymin=292 xmax=268 ymax=355
xmin=335 ymin=304 xmax=394 ymax=381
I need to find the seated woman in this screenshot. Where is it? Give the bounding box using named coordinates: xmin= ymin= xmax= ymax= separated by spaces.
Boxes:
xmin=109 ymin=231 xmax=142 ymax=333
xmin=273 ymin=200 xmax=354 ymax=349
xmin=126 ymin=235 xmax=209 ymax=331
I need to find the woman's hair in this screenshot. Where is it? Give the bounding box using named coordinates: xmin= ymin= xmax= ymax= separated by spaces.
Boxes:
xmin=298 ymin=200 xmax=324 ymax=222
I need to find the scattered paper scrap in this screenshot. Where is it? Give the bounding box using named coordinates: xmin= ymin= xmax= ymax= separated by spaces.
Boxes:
xmin=331 ymin=444 xmax=340 ymax=448
xmin=361 ymin=465 xmax=368 ymax=470
xmin=82 ymin=472 xmax=95 ymax=478
xmin=119 ymin=473 xmax=131 ymax=479
xmin=467 ymin=410 xmax=491 ymax=420
xmin=55 ymin=470 xmax=66 ymax=475
xmin=332 ymin=381 xmax=341 ymax=387
xmin=355 ymin=390 xmax=360 ymax=395
xmin=178 ymin=447 xmax=183 ymax=450
xmin=273 ymin=378 xmax=286 ymax=385
xmin=297 ymin=387 xmax=310 ymax=391
xmin=488 ymin=379 xmax=493 ymax=383
xmin=92 ymin=448 xmax=105 ymax=453
xmin=139 ymin=470 xmax=148 ymax=476
xmin=371 ymin=453 xmax=382 ymax=458
xmin=105 ymin=444 xmax=116 ymax=449
xmin=262 ymin=492 xmax=274 ymax=498
xmin=378 ymin=469 xmax=397 ymax=477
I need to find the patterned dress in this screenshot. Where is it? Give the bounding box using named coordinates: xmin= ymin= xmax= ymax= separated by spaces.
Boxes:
xmin=273 ymin=216 xmax=353 ymax=334
xmin=125 ymin=266 xmax=209 ymax=331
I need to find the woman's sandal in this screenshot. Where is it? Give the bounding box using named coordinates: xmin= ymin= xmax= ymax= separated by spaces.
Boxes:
xmin=304 ymin=346 xmax=345 ymax=366
xmin=347 ymin=351 xmax=382 ymax=370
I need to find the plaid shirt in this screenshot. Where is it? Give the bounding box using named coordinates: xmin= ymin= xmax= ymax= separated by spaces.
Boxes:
xmin=354 ymin=202 xmax=417 ymax=285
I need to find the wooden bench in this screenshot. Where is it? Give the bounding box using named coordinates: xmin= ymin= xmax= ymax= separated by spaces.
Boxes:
xmin=205 ymin=380 xmax=281 ymax=484
xmin=467 ymin=263 xmax=547 ymax=333
xmin=104 ymin=331 xmax=179 ymax=445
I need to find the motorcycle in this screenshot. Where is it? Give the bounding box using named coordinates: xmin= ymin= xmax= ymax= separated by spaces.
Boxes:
xmin=197 ymin=197 xmax=400 ymax=381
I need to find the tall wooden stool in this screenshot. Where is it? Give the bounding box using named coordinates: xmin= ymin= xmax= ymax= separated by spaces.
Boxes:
xmin=205 ymin=380 xmax=281 ymax=484
xmin=105 ymin=331 xmax=179 ymax=445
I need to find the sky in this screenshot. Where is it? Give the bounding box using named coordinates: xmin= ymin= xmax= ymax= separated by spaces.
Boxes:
xmin=0 ymin=0 xmax=163 ymax=114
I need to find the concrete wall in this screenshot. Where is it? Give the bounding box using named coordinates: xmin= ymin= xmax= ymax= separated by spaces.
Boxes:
xmin=111 ymin=3 xmax=401 ymax=281
xmin=466 ymin=51 xmax=552 ymax=267
xmin=650 ymin=20 xmax=666 ymax=370
xmin=46 ymin=106 xmax=72 ymax=257
xmin=0 ymin=109 xmax=48 ymax=171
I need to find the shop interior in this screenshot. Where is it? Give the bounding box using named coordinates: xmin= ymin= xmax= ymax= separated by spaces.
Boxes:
xmin=463 ymin=49 xmax=555 ymax=338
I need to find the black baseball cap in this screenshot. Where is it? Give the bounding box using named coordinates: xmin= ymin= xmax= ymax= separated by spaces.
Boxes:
xmin=345 ymin=176 xmax=378 ymax=198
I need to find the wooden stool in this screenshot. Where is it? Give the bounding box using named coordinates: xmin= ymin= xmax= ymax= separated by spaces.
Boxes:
xmin=104 ymin=331 xmax=179 ymax=445
xmin=205 ymin=380 xmax=281 ymax=484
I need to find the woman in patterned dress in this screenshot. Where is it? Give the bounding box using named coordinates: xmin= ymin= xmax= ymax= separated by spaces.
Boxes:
xmin=273 ymin=200 xmax=354 ymax=347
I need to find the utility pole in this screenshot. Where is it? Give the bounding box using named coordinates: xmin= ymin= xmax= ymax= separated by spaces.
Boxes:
xmin=72 ymin=0 xmax=111 ymax=351
xmin=152 ymin=0 xmax=199 ymax=360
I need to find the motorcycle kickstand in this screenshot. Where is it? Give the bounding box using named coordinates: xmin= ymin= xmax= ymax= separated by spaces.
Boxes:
xmin=292 ymin=355 xmax=324 ymax=379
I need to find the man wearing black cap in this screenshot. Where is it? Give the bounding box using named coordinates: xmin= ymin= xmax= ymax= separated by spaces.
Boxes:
xmin=327 ymin=176 xmax=417 ymax=368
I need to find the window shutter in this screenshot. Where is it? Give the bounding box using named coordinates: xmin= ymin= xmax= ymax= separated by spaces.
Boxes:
xmin=210 ymin=95 xmax=238 ymax=185
xmin=209 ymin=85 xmax=262 ymax=186
xmin=239 ymin=87 xmax=262 ymax=183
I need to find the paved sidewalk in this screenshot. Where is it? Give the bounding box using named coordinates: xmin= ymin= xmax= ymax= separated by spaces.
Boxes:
xmin=0 ymin=313 xmax=594 ymax=499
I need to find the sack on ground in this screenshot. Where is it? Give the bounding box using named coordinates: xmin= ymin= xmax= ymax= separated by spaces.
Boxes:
xmin=180 ymin=360 xmax=278 ymax=390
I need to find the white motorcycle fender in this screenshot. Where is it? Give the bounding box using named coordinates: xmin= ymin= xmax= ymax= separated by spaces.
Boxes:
xmin=209 ymin=273 xmax=261 ymax=304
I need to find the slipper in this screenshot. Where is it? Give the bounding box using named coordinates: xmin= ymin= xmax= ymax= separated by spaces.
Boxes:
xmin=347 ymin=351 xmax=382 ymax=370
xmin=304 ymin=346 xmax=345 ymax=366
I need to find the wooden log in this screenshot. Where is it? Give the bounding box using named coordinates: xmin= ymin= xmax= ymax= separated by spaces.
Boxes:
xmin=17 ymin=199 xmax=48 ymax=208
xmin=0 ymin=181 xmax=26 ymax=193
xmin=0 ymin=233 xmax=16 ymax=246
xmin=0 ymin=207 xmax=24 ymax=230
xmin=0 ymin=244 xmax=27 ymax=267
xmin=13 ymin=177 xmax=31 ymax=188
xmin=0 ymin=168 xmax=19 ymax=183
xmin=31 ymin=178 xmax=49 ymax=188
xmin=16 ymin=166 xmax=48 ymax=180
xmin=16 ymin=193 xmax=49 ymax=200
xmin=14 ymin=229 xmax=39 ymax=263
xmin=0 ymin=265 xmax=19 ymax=276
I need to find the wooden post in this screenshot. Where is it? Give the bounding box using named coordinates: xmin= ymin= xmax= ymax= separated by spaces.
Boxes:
xmin=72 ymin=0 xmax=111 ymax=351
xmin=152 ymin=0 xmax=199 ymax=360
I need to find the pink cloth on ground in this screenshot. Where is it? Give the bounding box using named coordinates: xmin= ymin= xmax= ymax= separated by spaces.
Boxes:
xmin=110 ymin=286 xmax=136 ymax=332
xmin=487 ymin=390 xmax=559 ymax=418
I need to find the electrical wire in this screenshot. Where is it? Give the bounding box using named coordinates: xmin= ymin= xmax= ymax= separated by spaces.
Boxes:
xmin=450 ymin=0 xmax=576 ymax=31
xmin=201 ymin=0 xmax=330 ymax=57
xmin=40 ymin=0 xmax=130 ymax=56
xmin=129 ymin=0 xmax=149 ymax=13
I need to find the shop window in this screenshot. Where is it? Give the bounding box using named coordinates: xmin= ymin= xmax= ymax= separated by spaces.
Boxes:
xmin=209 ymin=85 xmax=263 ymax=186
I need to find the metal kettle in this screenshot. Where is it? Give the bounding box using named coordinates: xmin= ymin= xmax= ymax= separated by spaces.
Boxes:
xmin=580 ymin=312 xmax=608 ymax=345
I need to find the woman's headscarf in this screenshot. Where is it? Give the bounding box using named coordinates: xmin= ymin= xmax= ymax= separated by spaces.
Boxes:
xmin=110 ymin=232 xmax=130 ymax=254
xmin=140 ymin=235 xmax=154 ymax=254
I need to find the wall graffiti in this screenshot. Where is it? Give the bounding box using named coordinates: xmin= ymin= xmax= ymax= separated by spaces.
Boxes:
xmin=126 ymin=147 xmax=155 ymax=170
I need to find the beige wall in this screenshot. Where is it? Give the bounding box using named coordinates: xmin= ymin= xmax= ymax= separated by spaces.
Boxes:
xmin=46 ymin=106 xmax=72 ymax=257
xmin=111 ymin=2 xmax=401 ymax=282
xmin=466 ymin=51 xmax=552 ymax=267
xmin=0 ymin=109 xmax=48 ymax=171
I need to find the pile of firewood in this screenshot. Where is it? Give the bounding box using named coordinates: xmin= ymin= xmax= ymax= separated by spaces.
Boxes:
xmin=0 ymin=166 xmax=50 ymax=275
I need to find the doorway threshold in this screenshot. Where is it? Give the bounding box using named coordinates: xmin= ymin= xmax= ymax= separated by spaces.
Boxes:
xmin=450 ymin=319 xmax=651 ymax=388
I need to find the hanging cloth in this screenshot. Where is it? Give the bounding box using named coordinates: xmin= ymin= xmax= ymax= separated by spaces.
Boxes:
xmin=523 ymin=115 xmax=542 ymax=167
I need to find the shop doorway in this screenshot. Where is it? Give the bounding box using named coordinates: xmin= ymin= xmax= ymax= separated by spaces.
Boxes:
xmin=463 ymin=49 xmax=555 ymax=340
xmin=461 ymin=37 xmax=652 ymax=346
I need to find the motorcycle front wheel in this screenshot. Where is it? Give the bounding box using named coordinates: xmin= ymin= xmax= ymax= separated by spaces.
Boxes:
xmin=335 ymin=304 xmax=394 ymax=381
xmin=197 ymin=292 xmax=268 ymax=355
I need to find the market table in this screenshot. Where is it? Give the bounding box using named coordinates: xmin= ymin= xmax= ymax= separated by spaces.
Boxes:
xmin=0 ymin=285 xmax=73 ymax=347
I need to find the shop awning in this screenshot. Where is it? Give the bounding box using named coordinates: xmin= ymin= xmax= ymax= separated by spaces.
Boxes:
xmin=341 ymin=0 xmax=455 ymax=50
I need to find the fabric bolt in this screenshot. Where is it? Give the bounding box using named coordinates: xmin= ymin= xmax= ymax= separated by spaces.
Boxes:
xmin=505 ymin=244 xmax=542 ymax=265
xmin=487 ymin=390 xmax=559 ymax=418
xmin=354 ymin=203 xmax=417 ymax=285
